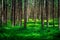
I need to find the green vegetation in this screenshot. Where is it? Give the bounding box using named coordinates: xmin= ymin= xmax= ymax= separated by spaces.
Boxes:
xmin=0 ymin=19 xmax=59 ymax=40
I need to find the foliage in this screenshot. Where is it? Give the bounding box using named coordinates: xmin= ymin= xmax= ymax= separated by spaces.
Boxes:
xmin=0 ymin=19 xmax=59 ymax=40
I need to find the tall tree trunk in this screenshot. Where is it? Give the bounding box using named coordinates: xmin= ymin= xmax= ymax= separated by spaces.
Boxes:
xmin=34 ymin=0 xmax=37 ymax=23
xmin=24 ymin=0 xmax=27 ymax=28
xmin=5 ymin=0 xmax=7 ymax=26
xmin=0 ymin=0 xmax=2 ymax=27
xmin=11 ymin=0 xmax=16 ymax=26
xmin=38 ymin=0 xmax=41 ymax=20
xmin=52 ymin=0 xmax=54 ymax=27
xmin=46 ymin=0 xmax=49 ymax=27
xmin=41 ymin=0 xmax=44 ymax=28
xmin=2 ymin=0 xmax=5 ymax=24
xmin=18 ymin=0 xmax=22 ymax=26
xmin=33 ymin=0 xmax=35 ymax=20
xmin=58 ymin=0 xmax=60 ymax=29
xmin=26 ymin=0 xmax=29 ymax=22
xmin=1 ymin=0 xmax=3 ymax=26
xmin=1 ymin=0 xmax=7 ymax=25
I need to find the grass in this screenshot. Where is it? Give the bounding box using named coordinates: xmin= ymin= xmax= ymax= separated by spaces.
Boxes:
xmin=0 ymin=19 xmax=60 ymax=40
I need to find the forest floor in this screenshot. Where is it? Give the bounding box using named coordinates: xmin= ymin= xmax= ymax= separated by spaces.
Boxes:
xmin=0 ymin=19 xmax=60 ymax=40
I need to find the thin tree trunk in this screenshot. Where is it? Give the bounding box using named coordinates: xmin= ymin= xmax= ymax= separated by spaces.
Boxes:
xmin=52 ymin=0 xmax=54 ymax=27
xmin=46 ymin=0 xmax=49 ymax=27
xmin=34 ymin=0 xmax=37 ymax=23
xmin=58 ymin=0 xmax=60 ymax=29
xmin=2 ymin=0 xmax=5 ymax=24
xmin=26 ymin=0 xmax=29 ymax=22
xmin=18 ymin=0 xmax=22 ymax=26
xmin=1 ymin=0 xmax=3 ymax=26
xmin=38 ymin=0 xmax=41 ymax=20
xmin=0 ymin=0 xmax=2 ymax=27
xmin=11 ymin=0 xmax=16 ymax=26
xmin=41 ymin=0 xmax=44 ymax=28
xmin=24 ymin=0 xmax=27 ymax=28
xmin=5 ymin=0 xmax=7 ymax=26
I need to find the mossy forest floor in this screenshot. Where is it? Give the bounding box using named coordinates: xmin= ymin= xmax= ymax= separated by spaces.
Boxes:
xmin=0 ymin=19 xmax=60 ymax=40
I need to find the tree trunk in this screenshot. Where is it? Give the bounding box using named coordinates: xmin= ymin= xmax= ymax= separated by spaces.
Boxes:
xmin=38 ymin=0 xmax=41 ymax=20
xmin=11 ymin=0 xmax=16 ymax=26
xmin=58 ymin=0 xmax=60 ymax=29
xmin=46 ymin=0 xmax=49 ymax=27
xmin=1 ymin=0 xmax=7 ymax=25
xmin=5 ymin=0 xmax=7 ymax=26
xmin=24 ymin=0 xmax=27 ymax=28
xmin=34 ymin=0 xmax=37 ymax=23
xmin=0 ymin=0 xmax=2 ymax=27
xmin=18 ymin=0 xmax=22 ymax=26
xmin=41 ymin=0 xmax=44 ymax=28
xmin=52 ymin=0 xmax=54 ymax=27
